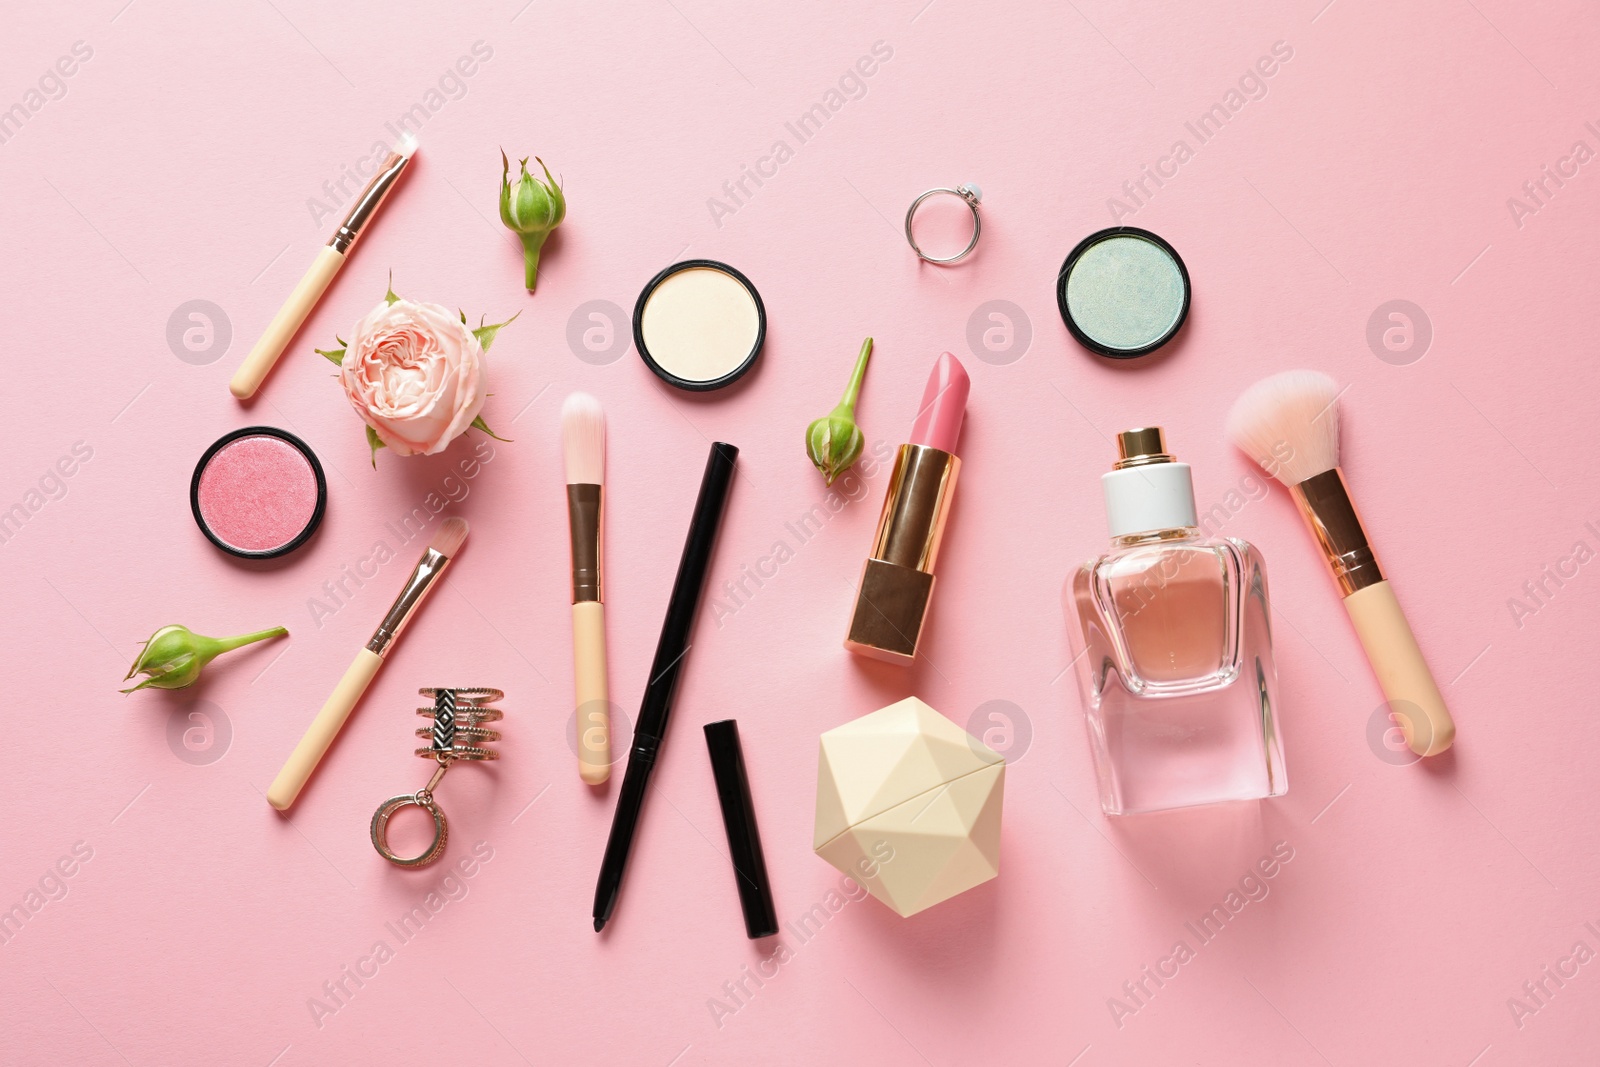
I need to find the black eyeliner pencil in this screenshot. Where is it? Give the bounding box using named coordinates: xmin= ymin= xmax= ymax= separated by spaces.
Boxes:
xmin=593 ymin=442 xmax=738 ymax=932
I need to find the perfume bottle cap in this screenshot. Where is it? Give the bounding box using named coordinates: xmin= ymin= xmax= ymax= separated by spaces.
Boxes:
xmin=1103 ymin=427 xmax=1197 ymax=537
xmin=1114 ymin=427 xmax=1176 ymax=468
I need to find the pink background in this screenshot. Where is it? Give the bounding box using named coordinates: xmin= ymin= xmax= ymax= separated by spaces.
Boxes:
xmin=3 ymin=0 xmax=1598 ymax=1063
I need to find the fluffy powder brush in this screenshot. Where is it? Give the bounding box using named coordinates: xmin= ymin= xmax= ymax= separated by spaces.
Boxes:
xmin=1227 ymin=370 xmax=1455 ymax=757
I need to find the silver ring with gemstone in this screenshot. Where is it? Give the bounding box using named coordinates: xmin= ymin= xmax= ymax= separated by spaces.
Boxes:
xmin=904 ymin=184 xmax=983 ymax=264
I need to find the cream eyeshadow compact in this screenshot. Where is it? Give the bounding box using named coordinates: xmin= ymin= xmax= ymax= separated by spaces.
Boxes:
xmin=633 ymin=260 xmax=766 ymax=391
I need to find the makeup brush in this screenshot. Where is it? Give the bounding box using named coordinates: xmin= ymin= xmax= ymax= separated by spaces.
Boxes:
xmin=1227 ymin=371 xmax=1455 ymax=757
xmin=562 ymin=393 xmax=611 ymax=784
xmin=230 ymin=133 xmax=418 ymax=400
xmin=267 ymin=517 xmax=468 ymax=810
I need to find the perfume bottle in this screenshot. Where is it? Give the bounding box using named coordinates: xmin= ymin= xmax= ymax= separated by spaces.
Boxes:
xmin=1066 ymin=428 xmax=1286 ymax=815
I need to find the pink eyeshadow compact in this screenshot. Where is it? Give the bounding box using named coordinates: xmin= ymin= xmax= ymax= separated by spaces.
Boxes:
xmin=191 ymin=427 xmax=326 ymax=558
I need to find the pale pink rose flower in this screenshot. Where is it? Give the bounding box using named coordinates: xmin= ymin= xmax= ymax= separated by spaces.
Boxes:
xmin=339 ymin=298 xmax=487 ymax=457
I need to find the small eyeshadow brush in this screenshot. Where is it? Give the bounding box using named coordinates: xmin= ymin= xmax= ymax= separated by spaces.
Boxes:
xmin=267 ymin=518 xmax=468 ymax=810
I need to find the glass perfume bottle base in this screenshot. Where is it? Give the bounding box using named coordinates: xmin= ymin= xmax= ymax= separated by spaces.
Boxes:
xmin=1070 ymin=532 xmax=1286 ymax=817
xmin=1095 ymin=657 xmax=1286 ymax=815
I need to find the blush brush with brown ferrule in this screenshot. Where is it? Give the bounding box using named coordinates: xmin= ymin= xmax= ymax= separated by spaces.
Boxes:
xmin=1227 ymin=370 xmax=1455 ymax=757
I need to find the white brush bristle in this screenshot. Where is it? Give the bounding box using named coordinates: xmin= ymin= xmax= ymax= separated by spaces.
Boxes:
xmin=396 ymin=132 xmax=419 ymax=159
xmin=1225 ymin=370 xmax=1342 ymax=486
xmin=429 ymin=517 xmax=469 ymax=556
xmin=561 ymin=392 xmax=606 ymax=485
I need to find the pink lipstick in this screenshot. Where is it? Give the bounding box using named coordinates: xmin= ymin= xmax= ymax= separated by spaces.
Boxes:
xmin=908 ymin=351 xmax=970 ymax=454
xmin=845 ymin=352 xmax=968 ymax=664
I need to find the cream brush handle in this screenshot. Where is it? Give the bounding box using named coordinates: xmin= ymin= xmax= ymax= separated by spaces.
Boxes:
xmin=572 ymin=601 xmax=611 ymax=784
xmin=230 ymin=245 xmax=345 ymax=399
xmin=1343 ymin=580 xmax=1456 ymax=757
xmin=267 ymin=648 xmax=383 ymax=810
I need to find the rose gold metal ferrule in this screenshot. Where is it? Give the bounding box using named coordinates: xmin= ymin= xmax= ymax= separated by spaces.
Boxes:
xmin=566 ymin=483 xmax=604 ymax=604
xmin=328 ymin=150 xmax=413 ymax=255
xmin=844 ymin=444 xmax=961 ymax=663
xmin=1289 ymin=467 xmax=1385 ymax=597
xmin=366 ymin=548 xmax=452 ymax=657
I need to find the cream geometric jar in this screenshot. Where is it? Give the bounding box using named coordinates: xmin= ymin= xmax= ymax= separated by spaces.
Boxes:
xmin=813 ymin=697 xmax=1005 ymax=917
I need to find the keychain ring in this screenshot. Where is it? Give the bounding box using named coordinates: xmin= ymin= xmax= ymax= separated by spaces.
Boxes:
xmin=370 ymin=791 xmax=449 ymax=868
xmin=904 ymin=183 xmax=983 ymax=264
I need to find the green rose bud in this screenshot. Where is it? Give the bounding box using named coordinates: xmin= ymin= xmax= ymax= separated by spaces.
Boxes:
xmin=499 ymin=150 xmax=567 ymax=292
xmin=121 ymin=624 xmax=288 ymax=694
xmin=805 ymin=337 xmax=874 ymax=486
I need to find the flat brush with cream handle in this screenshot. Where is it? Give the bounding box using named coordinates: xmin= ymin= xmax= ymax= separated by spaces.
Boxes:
xmin=230 ymin=134 xmax=417 ymax=400
xmin=563 ymin=393 xmax=611 ymax=784
xmin=1227 ymin=371 xmax=1455 ymax=757
xmin=267 ymin=517 xmax=468 ymax=810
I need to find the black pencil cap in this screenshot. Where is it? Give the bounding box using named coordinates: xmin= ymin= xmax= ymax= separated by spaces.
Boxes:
xmin=703 ymin=719 xmax=778 ymax=939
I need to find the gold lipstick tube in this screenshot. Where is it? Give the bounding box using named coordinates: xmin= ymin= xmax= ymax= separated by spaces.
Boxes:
xmin=845 ymin=444 xmax=961 ymax=663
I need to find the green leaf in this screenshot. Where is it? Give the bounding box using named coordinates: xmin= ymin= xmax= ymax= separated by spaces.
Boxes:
xmin=365 ymin=425 xmax=386 ymax=467
xmin=384 ymin=270 xmax=401 ymax=306
xmin=473 ymin=310 xmax=520 ymax=353
xmin=317 ymin=334 xmax=348 ymax=365
xmin=470 ymin=415 xmax=511 ymax=442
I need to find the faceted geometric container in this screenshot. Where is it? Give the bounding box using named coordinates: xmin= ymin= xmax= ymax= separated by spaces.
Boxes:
xmin=813 ymin=697 xmax=1004 ymax=917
